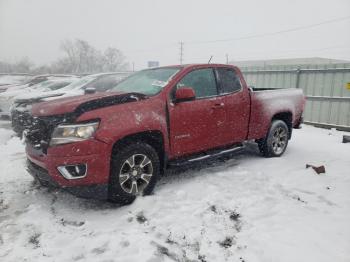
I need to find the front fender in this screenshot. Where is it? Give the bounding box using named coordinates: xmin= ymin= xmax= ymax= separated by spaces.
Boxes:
xmin=75 ymin=96 xmax=170 ymax=153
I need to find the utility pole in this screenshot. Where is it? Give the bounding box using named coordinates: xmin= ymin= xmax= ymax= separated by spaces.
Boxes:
xmin=132 ymin=62 xmax=135 ymax=72
xmin=226 ymin=54 xmax=229 ymax=64
xmin=179 ymin=41 xmax=184 ymax=65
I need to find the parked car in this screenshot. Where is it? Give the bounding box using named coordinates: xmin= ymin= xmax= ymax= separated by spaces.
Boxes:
xmin=0 ymin=74 xmax=76 ymax=93
xmin=25 ymin=64 xmax=305 ymax=204
xmin=11 ymin=72 xmax=130 ymax=135
xmin=0 ymin=74 xmax=33 ymax=87
xmin=0 ymin=77 xmax=78 ymax=119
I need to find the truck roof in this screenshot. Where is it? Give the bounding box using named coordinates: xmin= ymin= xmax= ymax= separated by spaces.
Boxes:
xmin=150 ymin=63 xmax=238 ymax=70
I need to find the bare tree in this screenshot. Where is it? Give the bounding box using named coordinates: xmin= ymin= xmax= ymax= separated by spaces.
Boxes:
xmin=0 ymin=57 xmax=33 ymax=73
xmin=58 ymin=39 xmax=128 ymax=74
xmin=103 ymin=47 xmax=128 ymax=72
xmin=0 ymin=39 xmax=129 ymax=74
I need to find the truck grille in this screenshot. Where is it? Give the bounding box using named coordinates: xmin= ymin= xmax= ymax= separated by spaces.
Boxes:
xmin=11 ymin=109 xmax=32 ymax=135
xmin=25 ymin=114 xmax=72 ymax=152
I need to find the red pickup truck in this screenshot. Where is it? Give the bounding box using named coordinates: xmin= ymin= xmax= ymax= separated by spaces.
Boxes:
xmin=25 ymin=64 xmax=305 ymax=204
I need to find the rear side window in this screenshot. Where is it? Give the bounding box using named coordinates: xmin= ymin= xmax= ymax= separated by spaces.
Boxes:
xmin=217 ymin=68 xmax=241 ymax=94
xmin=177 ymin=68 xmax=217 ymax=98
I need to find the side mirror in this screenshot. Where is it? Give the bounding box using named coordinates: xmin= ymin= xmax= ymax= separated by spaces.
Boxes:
xmin=175 ymin=87 xmax=195 ymax=103
xmin=85 ymin=87 xmax=96 ymax=94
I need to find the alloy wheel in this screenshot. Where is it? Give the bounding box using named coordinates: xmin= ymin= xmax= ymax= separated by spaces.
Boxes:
xmin=272 ymin=127 xmax=288 ymax=154
xmin=119 ymin=154 xmax=153 ymax=195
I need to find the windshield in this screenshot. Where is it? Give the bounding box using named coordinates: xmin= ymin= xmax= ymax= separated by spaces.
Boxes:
xmin=30 ymin=80 xmax=55 ymax=90
xmin=109 ymin=68 xmax=180 ymax=95
xmin=83 ymin=74 xmax=128 ymax=91
xmin=46 ymin=80 xmax=73 ymax=90
xmin=59 ymin=75 xmax=96 ymax=91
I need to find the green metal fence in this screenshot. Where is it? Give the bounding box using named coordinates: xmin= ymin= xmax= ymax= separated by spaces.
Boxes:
xmin=241 ymin=63 xmax=350 ymax=131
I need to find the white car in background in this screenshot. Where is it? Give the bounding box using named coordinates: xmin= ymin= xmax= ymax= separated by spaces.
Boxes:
xmin=0 ymin=74 xmax=33 ymax=87
xmin=0 ymin=77 xmax=78 ymax=118
xmin=10 ymin=72 xmax=131 ymax=135
xmin=0 ymin=74 xmax=76 ymax=93
xmin=13 ymin=72 xmax=131 ymax=103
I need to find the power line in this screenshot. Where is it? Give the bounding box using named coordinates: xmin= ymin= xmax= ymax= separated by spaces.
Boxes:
xmin=186 ymin=16 xmax=350 ymax=45
xmin=124 ymin=16 xmax=349 ymax=54
xmin=124 ymin=15 xmax=350 ymax=65
xmin=183 ymin=44 xmax=350 ymax=63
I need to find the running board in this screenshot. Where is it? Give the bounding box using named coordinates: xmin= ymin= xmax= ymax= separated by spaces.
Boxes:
xmin=168 ymin=145 xmax=244 ymax=167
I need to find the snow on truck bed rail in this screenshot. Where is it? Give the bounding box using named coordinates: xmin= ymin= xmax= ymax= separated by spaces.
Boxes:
xmin=0 ymin=123 xmax=349 ymax=262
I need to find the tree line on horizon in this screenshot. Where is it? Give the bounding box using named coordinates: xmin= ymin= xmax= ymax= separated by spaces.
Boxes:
xmin=0 ymin=39 xmax=129 ymax=75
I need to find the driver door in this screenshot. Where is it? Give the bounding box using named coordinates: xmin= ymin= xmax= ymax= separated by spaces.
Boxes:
xmin=168 ymin=68 xmax=227 ymax=157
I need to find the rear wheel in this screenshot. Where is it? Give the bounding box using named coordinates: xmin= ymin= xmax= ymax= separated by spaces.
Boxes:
xmin=258 ymin=120 xmax=289 ymax=157
xmin=108 ymin=142 xmax=160 ymax=205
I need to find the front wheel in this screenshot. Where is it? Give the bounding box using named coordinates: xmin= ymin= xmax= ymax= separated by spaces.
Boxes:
xmin=258 ymin=120 xmax=289 ymax=157
xmin=108 ymin=142 xmax=160 ymax=204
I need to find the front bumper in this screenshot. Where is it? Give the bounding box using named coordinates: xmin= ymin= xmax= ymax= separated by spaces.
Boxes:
xmin=26 ymin=139 xmax=111 ymax=200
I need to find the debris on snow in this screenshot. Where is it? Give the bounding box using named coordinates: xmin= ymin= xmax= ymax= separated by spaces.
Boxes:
xmin=91 ymin=242 xmax=108 ymax=255
xmin=306 ymin=164 xmax=326 ymax=174
xmin=60 ymin=218 xmax=85 ymax=227
xmin=28 ymin=232 xmax=41 ymax=249
xmin=209 ymin=204 xmax=217 ymax=213
xmin=136 ymin=211 xmax=148 ymax=224
xmin=218 ymin=236 xmax=235 ymax=248
xmin=153 ymin=241 xmax=180 ymax=261
xmin=342 ymin=135 xmax=350 ymax=143
xmin=291 ymin=194 xmax=307 ymax=204
xmin=0 ymin=198 xmax=9 ymax=211
xmin=229 ymin=210 xmax=241 ymax=222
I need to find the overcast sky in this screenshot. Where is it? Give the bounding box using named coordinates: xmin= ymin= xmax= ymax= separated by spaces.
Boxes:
xmin=0 ymin=0 xmax=349 ymax=69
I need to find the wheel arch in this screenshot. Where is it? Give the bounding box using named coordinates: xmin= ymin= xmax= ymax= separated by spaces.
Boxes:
xmin=111 ymin=130 xmax=166 ymax=174
xmin=271 ymin=111 xmax=293 ymax=139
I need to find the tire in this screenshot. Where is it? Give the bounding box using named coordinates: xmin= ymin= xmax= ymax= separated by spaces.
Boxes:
xmin=257 ymin=120 xmax=289 ymax=157
xmin=108 ymin=142 xmax=160 ymax=204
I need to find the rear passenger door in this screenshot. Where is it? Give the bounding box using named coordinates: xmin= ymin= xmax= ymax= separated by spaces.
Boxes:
xmin=216 ymin=67 xmax=250 ymax=143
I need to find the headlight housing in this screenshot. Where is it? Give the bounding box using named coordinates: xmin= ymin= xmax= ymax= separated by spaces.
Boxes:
xmin=50 ymin=121 xmax=99 ymax=146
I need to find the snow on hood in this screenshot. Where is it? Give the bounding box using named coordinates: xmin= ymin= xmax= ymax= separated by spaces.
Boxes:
xmin=14 ymin=91 xmax=64 ymax=102
xmin=31 ymin=91 xmax=133 ymax=116
xmin=0 ymin=88 xmax=29 ymax=100
xmin=14 ymin=89 xmax=83 ymax=104
xmin=1 ymin=83 xmax=29 ymax=93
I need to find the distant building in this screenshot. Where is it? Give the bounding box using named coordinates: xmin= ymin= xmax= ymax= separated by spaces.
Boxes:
xmin=230 ymin=57 xmax=350 ymax=67
xmin=147 ymin=61 xmax=160 ymax=68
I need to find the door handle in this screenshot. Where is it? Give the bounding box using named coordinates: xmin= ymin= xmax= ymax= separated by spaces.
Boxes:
xmin=211 ymin=103 xmax=225 ymax=109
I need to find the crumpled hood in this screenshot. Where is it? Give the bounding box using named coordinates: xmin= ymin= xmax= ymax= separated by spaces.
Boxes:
xmin=31 ymin=91 xmax=145 ymax=117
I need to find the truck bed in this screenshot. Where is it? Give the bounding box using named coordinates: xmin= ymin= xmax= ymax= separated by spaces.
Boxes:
xmin=248 ymin=88 xmax=305 ymax=140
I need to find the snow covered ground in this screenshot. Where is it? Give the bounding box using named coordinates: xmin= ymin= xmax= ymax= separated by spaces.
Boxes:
xmin=0 ymin=122 xmax=349 ymax=262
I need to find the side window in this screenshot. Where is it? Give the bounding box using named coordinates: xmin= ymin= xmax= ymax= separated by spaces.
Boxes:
xmin=217 ymin=68 xmax=242 ymax=94
xmin=177 ymin=68 xmax=217 ymax=98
